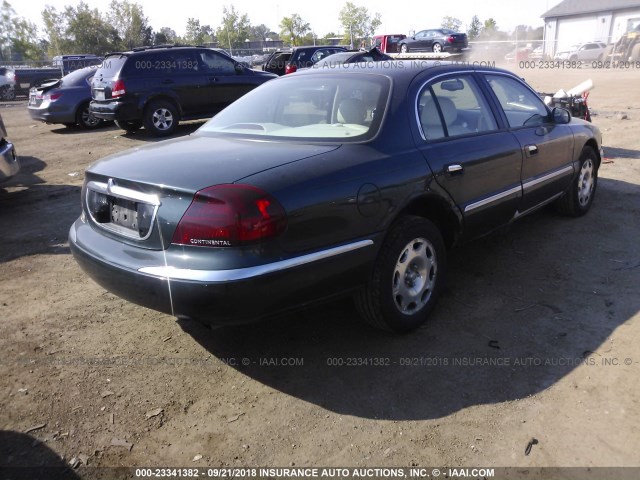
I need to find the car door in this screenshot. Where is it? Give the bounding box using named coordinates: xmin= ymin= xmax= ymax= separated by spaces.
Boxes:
xmin=425 ymin=31 xmax=439 ymax=50
xmin=198 ymin=51 xmax=254 ymax=112
xmin=481 ymin=73 xmax=574 ymax=214
xmin=160 ymin=50 xmax=206 ymax=116
xmin=413 ymin=73 xmax=524 ymax=237
xmin=412 ymin=30 xmax=429 ymax=50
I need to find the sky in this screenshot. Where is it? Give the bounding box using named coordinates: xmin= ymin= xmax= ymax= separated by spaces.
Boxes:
xmin=13 ymin=0 xmax=563 ymax=38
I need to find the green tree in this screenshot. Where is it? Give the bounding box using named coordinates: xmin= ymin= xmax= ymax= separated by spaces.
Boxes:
xmin=279 ymin=14 xmax=310 ymax=47
xmin=338 ymin=2 xmax=381 ymax=48
xmin=217 ymin=5 xmax=251 ymax=53
xmin=1 ymin=1 xmax=44 ymax=61
xmin=483 ymin=18 xmax=498 ymax=33
xmin=154 ymin=27 xmax=177 ymax=45
xmin=185 ymin=18 xmax=213 ymax=45
xmin=467 ymin=15 xmax=482 ymax=40
xmin=441 ymin=16 xmax=462 ymax=32
xmin=42 ymin=5 xmax=71 ymax=56
xmin=108 ymin=0 xmax=151 ymax=49
xmin=65 ymin=2 xmax=120 ymax=55
xmin=250 ymin=24 xmax=270 ymax=42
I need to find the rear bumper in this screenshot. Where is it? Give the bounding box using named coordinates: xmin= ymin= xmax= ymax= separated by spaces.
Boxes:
xmin=90 ymin=100 xmax=139 ymax=121
xmin=0 ymin=139 xmax=19 ymax=183
xmin=28 ymin=104 xmax=76 ymax=124
xmin=69 ymin=217 xmax=376 ymax=325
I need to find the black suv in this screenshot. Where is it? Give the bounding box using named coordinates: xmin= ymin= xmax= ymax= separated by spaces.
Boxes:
xmin=89 ymin=46 xmax=276 ymax=136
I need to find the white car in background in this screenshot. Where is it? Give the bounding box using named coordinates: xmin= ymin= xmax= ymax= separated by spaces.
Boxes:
xmin=554 ymin=42 xmax=607 ymax=61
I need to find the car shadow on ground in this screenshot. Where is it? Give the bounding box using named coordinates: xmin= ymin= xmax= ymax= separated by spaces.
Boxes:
xmin=0 ymin=159 xmax=80 ymax=262
xmin=604 ymin=146 xmax=640 ymax=159
xmin=0 ymin=430 xmax=81 ymax=479
xmin=179 ymin=176 xmax=639 ymax=420
xmin=49 ymin=121 xmax=118 ymax=135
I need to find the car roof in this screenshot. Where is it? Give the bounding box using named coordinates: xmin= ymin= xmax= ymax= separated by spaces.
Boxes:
xmin=104 ymin=46 xmax=210 ymax=57
xmin=292 ymin=45 xmax=347 ymax=51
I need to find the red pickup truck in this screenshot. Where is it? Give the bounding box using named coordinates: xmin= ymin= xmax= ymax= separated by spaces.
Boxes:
xmin=372 ymin=34 xmax=407 ymax=53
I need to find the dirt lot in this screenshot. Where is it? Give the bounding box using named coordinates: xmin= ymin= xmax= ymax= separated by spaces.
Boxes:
xmin=1 ymin=64 xmax=639 ymax=477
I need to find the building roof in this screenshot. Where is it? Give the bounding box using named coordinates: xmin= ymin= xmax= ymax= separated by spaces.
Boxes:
xmin=542 ymin=0 xmax=640 ymax=19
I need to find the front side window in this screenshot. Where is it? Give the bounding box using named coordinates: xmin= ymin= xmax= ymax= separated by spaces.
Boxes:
xmin=199 ymin=74 xmax=390 ymax=141
xmin=418 ymin=75 xmax=498 ymax=140
xmin=484 ymin=74 xmax=549 ymax=127
xmin=199 ymin=52 xmax=235 ymax=75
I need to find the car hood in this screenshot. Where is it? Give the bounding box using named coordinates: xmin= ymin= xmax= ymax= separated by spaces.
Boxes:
xmin=88 ymin=133 xmax=340 ymax=192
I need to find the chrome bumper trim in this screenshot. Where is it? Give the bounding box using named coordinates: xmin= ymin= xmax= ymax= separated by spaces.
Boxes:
xmin=138 ymin=239 xmax=375 ymax=282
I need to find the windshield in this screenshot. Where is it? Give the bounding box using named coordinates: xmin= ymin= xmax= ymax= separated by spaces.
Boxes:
xmin=199 ymin=74 xmax=390 ymax=142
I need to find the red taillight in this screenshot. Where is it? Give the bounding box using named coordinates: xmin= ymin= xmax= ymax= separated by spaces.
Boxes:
xmin=45 ymin=92 xmax=62 ymax=101
xmin=284 ymin=64 xmax=297 ymax=74
xmin=172 ymin=184 xmax=287 ymax=247
xmin=447 ymin=36 xmax=455 ymax=43
xmin=112 ymin=79 xmax=126 ymax=98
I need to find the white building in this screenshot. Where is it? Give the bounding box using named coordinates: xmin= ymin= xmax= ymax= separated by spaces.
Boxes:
xmin=542 ymin=0 xmax=640 ymax=56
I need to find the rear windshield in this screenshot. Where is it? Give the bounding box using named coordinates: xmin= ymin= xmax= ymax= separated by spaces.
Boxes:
xmin=198 ymin=73 xmax=390 ymax=142
xmin=95 ymin=55 xmax=127 ymax=78
xmin=61 ymin=67 xmax=95 ymax=86
xmin=267 ymin=53 xmax=291 ymax=67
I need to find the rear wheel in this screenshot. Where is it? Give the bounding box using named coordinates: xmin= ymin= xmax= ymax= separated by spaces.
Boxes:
xmin=76 ymin=103 xmax=102 ymax=130
xmin=143 ymin=100 xmax=178 ymax=136
xmin=556 ymin=146 xmax=598 ymax=216
xmin=356 ymin=215 xmax=446 ymax=332
xmin=432 ymin=43 xmax=443 ymax=53
xmin=114 ymin=120 xmax=143 ymax=134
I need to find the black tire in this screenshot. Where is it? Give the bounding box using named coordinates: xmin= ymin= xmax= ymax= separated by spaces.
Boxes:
xmin=432 ymin=43 xmax=443 ymax=53
xmin=76 ymin=103 xmax=102 ymax=130
xmin=556 ymin=146 xmax=598 ymax=216
xmin=114 ymin=120 xmax=143 ymax=134
xmin=631 ymin=43 xmax=640 ymax=62
xmin=400 ymin=44 xmax=409 ymax=54
xmin=355 ymin=215 xmax=446 ymax=332
xmin=143 ymin=100 xmax=179 ymax=136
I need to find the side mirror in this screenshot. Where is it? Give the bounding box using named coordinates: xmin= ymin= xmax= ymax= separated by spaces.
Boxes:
xmin=552 ymin=107 xmax=571 ymax=124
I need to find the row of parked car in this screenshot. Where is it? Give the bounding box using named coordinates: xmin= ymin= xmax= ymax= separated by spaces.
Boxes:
xmin=25 ymin=45 xmax=394 ymax=136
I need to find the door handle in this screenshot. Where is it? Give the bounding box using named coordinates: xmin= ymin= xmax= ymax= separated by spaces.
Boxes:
xmin=525 ymin=145 xmax=538 ymax=157
xmin=209 ymin=77 xmax=219 ymax=83
xmin=446 ymin=164 xmax=464 ymax=175
xmin=161 ymin=79 xmax=174 ymax=85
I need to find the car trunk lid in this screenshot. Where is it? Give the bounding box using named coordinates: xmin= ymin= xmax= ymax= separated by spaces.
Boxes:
xmin=84 ymin=134 xmax=339 ymax=249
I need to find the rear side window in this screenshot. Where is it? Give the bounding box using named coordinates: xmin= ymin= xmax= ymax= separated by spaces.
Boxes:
xmin=485 ymin=75 xmax=549 ymax=127
xmin=418 ymin=75 xmax=497 ymax=140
